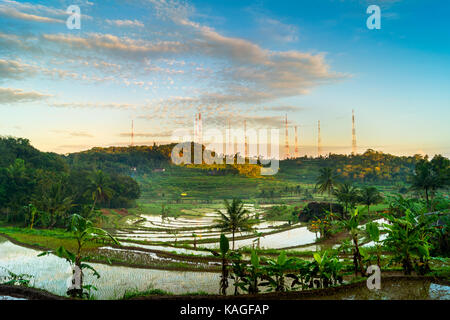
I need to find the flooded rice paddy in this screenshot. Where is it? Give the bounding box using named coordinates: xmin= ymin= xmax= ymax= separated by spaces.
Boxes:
xmin=0 ymin=237 xmax=231 ymax=299
xmin=312 ymin=279 xmax=450 ymax=300
xmin=2 ymin=204 xmax=447 ymax=300
xmin=1 ymin=236 xmax=449 ymax=300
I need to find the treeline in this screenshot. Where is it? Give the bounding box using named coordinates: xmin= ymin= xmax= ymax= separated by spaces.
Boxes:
xmin=284 ymin=149 xmax=443 ymax=184
xmin=0 ymin=137 xmax=140 ymax=228
xmin=66 ymin=144 xmax=175 ymax=175
xmin=66 ymin=142 xmax=264 ymax=177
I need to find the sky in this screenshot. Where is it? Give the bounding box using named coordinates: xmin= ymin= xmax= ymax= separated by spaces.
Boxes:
xmin=0 ymin=0 xmax=449 ymax=157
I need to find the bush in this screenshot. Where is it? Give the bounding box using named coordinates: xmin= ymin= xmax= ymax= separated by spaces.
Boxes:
xmin=299 ymin=202 xmax=343 ymax=222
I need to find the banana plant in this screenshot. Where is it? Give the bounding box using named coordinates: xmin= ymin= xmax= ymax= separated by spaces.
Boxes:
xmin=260 ymin=251 xmax=297 ymax=292
xmin=335 ymin=209 xmax=366 ymax=276
xmin=230 ymin=250 xmax=263 ymax=294
xmin=309 ymin=251 xmax=344 ymax=288
xmin=382 ymin=209 xmax=436 ymax=275
xmin=39 ymin=214 xmax=119 ymax=299
xmin=364 ymin=221 xmax=382 ymax=268
xmin=219 ymin=234 xmax=230 ymax=295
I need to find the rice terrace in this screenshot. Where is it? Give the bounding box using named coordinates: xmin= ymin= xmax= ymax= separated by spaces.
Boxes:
xmin=0 ymin=0 xmax=449 ymax=315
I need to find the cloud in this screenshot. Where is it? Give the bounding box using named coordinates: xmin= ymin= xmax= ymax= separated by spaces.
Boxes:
xmin=0 ymin=58 xmax=80 ymax=82
xmin=0 ymin=32 xmax=40 ymax=53
xmin=34 ymin=0 xmax=344 ymax=104
xmin=256 ymin=16 xmax=299 ymax=43
xmin=0 ymin=87 xmax=51 ymax=104
xmin=206 ymin=114 xmax=287 ymax=128
xmin=1 ymin=0 xmax=67 ymax=16
xmin=50 ymin=101 xmax=138 ymax=110
xmin=149 ymin=1 xmax=346 ymax=103
xmin=0 ymin=59 xmax=37 ymax=80
xmin=262 ymin=105 xmax=306 ymax=112
xmin=42 ymin=33 xmax=186 ymax=59
xmin=0 ymin=5 xmax=64 ymax=23
xmin=0 ymin=0 xmax=92 ymax=20
xmin=51 ymin=129 xmax=94 ymax=138
xmin=0 ymin=0 xmax=346 ymax=115
xmin=68 ymin=131 xmax=93 ymax=138
xmin=118 ymin=131 xmax=174 ymax=138
xmin=106 ymin=19 xmax=145 ymax=28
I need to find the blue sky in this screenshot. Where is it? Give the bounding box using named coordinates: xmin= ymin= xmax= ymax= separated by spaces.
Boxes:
xmin=0 ymin=0 xmax=449 ymax=157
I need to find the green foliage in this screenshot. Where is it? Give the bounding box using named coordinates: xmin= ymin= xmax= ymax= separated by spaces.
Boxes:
xmin=0 ymin=137 xmax=140 ymax=228
xmin=219 ymin=234 xmax=229 ymax=256
xmin=410 ymin=156 xmax=449 ymax=209
xmin=387 ymin=194 xmax=426 ymax=217
xmin=382 ymin=208 xmax=438 ymax=275
xmin=260 ymin=251 xmax=298 ymax=292
xmin=38 ymin=214 xmax=119 ymax=299
xmin=358 ymin=186 xmax=383 ymax=215
xmin=230 ymin=250 xmax=344 ymax=294
xmin=333 ymin=182 xmax=359 ymax=217
xmin=214 ymin=199 xmax=254 ymax=250
xmin=334 ymin=209 xmax=366 ymax=276
xmin=363 ymin=222 xmax=382 ymax=267
xmin=0 ymin=267 xmax=33 ymax=287
xmin=316 ymin=167 xmax=339 ymax=197
xmin=230 ymin=250 xmax=264 ymax=294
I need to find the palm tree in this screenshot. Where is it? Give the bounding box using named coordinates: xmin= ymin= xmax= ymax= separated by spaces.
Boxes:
xmin=86 ymin=170 xmax=114 ymax=215
xmin=36 ymin=181 xmax=73 ymax=228
xmin=358 ymin=186 xmax=383 ymax=216
xmin=333 ymin=182 xmax=359 ymax=218
xmin=315 ymin=167 xmax=339 ymax=214
xmin=215 ymin=199 xmax=253 ymax=250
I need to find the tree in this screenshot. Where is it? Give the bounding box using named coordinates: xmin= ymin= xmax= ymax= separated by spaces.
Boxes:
xmin=335 ymin=209 xmax=366 ymax=276
xmin=316 ymin=167 xmax=339 ymax=214
xmin=4 ymin=159 xmax=35 ymax=222
xmin=215 ymin=199 xmax=253 ymax=250
xmin=358 ymin=186 xmax=383 ymax=216
xmin=86 ymin=170 xmax=114 ymax=214
xmin=333 ymin=183 xmax=359 ymax=218
xmin=39 ymin=214 xmax=119 ymax=298
xmin=34 ymin=179 xmax=73 ymax=228
xmin=410 ymin=159 xmax=445 ymax=210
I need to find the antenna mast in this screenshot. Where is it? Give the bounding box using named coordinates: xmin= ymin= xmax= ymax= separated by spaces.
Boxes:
xmin=131 ymin=120 xmax=134 ymax=147
xmin=294 ymin=126 xmax=299 ymax=158
xmin=284 ymin=114 xmax=290 ymax=159
xmin=352 ymin=109 xmax=357 ymax=155
xmin=318 ymin=120 xmax=322 ymax=157
xmin=244 ymin=119 xmax=248 ymax=159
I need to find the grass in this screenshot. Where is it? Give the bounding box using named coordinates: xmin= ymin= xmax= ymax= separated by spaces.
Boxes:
xmin=121 ymin=288 xmax=211 ymax=299
xmin=0 ymin=226 xmax=103 ymax=253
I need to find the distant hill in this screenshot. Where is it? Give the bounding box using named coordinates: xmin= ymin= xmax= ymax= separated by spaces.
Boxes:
xmin=0 ymin=136 xmax=66 ymax=172
xmin=65 ymin=143 xmax=424 ymax=184
xmin=2 ymin=136 xmax=441 ymax=202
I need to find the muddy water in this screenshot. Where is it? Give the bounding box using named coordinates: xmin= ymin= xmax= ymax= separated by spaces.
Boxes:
xmin=0 ymin=296 xmax=27 ymax=300
xmin=312 ymin=279 xmax=450 ymax=300
xmin=0 ymin=237 xmax=229 ymax=299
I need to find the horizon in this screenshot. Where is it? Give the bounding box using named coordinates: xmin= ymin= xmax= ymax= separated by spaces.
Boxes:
xmin=3 ymin=134 xmax=443 ymax=162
